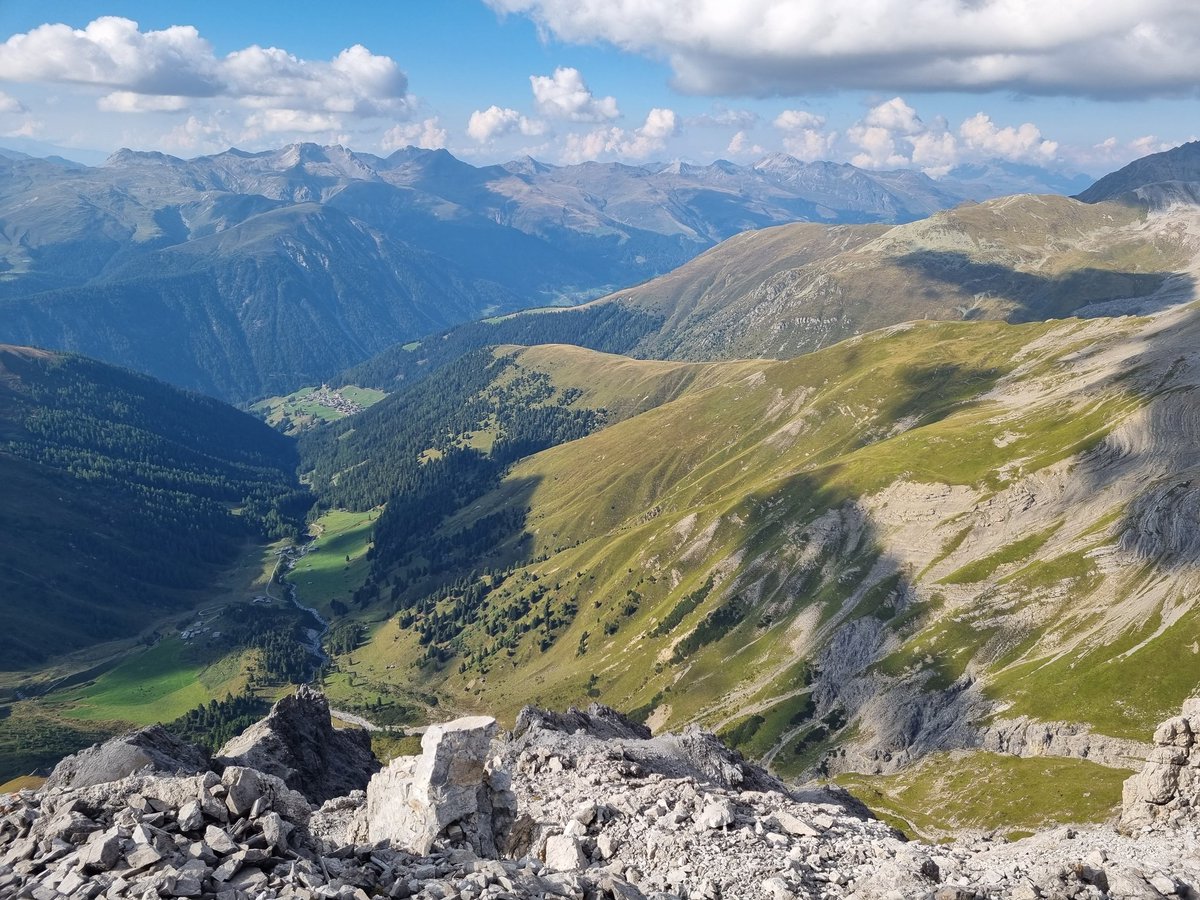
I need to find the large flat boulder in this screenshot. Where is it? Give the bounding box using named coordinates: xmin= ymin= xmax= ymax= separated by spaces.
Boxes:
xmin=367 ymin=715 xmax=516 ymax=857
xmin=42 ymin=725 xmax=209 ymax=792
xmin=215 ymin=685 xmax=379 ymax=805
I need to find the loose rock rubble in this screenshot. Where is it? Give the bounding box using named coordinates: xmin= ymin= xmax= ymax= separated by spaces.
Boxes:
xmin=5 ymin=693 xmax=1200 ymax=899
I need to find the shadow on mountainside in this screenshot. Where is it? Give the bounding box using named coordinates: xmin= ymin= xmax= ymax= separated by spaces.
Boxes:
xmin=879 ymin=360 xmax=1005 ymax=436
xmin=895 ymin=250 xmax=1183 ymax=321
xmin=701 ymin=463 xmax=984 ymax=777
xmin=358 ymin=471 xmax=550 ymax=666
xmin=367 ymin=471 xmax=545 ymax=608
xmin=1072 ymin=305 xmax=1200 ymax=570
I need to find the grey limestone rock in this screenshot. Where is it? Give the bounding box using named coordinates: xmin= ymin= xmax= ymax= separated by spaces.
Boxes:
xmin=652 ymin=724 xmax=783 ymax=792
xmin=514 ymin=703 xmax=652 ymax=741
xmin=42 ymin=724 xmax=209 ymax=792
xmin=78 ymin=829 xmax=122 ymax=872
xmin=12 ymin=698 xmax=1200 ymax=900
xmin=219 ymin=765 xmax=312 ymax=825
xmin=543 ymin=833 xmax=587 ymax=871
xmin=1121 ymin=697 xmax=1200 ymax=831
xmin=367 ymin=715 xmax=516 ymax=857
xmin=696 ymin=798 xmax=736 ymax=830
xmin=215 ymin=685 xmax=379 ymax=805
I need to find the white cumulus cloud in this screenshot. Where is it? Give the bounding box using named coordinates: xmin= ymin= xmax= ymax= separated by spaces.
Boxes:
xmin=0 ymin=92 xmax=26 ymax=114
xmin=640 ymin=107 xmax=677 ymax=141
xmin=5 ymin=118 xmax=42 ymax=139
xmin=467 ymin=105 xmax=546 ymax=143
xmin=773 ymin=110 xmax=835 ymax=161
xmin=909 ymin=130 xmax=959 ymax=177
xmin=773 ymin=109 xmax=823 ymax=132
xmin=862 ymin=97 xmax=923 ymax=135
xmin=98 ymin=91 xmax=189 ymax=113
xmin=726 ymin=130 xmax=765 ymax=157
xmin=486 ymin=0 xmax=1200 ymax=99
xmin=0 ymin=17 xmax=409 ymax=118
xmin=244 ymin=109 xmax=343 ymax=134
xmin=159 ymin=115 xmax=231 ymax=154
xmin=0 ymin=17 xmax=220 ymax=95
xmin=686 ymin=106 xmax=758 ymax=128
xmin=382 ymin=117 xmax=449 ymax=152
xmin=845 ymin=97 xmax=1060 ymax=175
xmin=561 ymin=107 xmax=678 ymax=163
xmin=1072 ymin=134 xmax=1188 ymax=172
xmin=848 ymin=98 xmax=930 ymax=168
xmin=783 ymin=129 xmax=837 ymax=162
xmin=958 ymin=113 xmax=1057 ymax=162
xmin=530 ymin=67 xmax=619 ymax=122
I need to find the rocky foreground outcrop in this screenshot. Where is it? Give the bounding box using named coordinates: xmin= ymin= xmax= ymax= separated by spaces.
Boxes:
xmin=215 ymin=686 xmax=379 ymax=805
xmin=6 ymin=693 xmax=1200 ymax=899
xmin=42 ymin=726 xmax=210 ymax=793
xmin=1120 ymin=699 xmax=1200 ymax=832
xmin=365 ymin=717 xmax=517 ymax=857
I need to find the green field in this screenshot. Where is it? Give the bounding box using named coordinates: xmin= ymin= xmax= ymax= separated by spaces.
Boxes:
xmin=52 ymin=637 xmax=254 ymax=725
xmin=291 ymin=509 xmax=381 ymax=614
xmin=370 ymin=731 xmax=423 ymax=762
xmin=837 ymin=753 xmax=1131 ymax=841
xmin=339 ymin=386 xmax=387 ymax=407
xmin=0 ymin=774 xmax=45 ymax=793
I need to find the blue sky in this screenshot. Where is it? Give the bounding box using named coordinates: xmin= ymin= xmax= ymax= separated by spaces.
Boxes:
xmin=0 ymin=0 xmax=1197 ymax=175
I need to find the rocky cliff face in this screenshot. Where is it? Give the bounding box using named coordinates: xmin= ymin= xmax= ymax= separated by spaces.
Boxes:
xmin=5 ymin=689 xmax=1200 ymax=899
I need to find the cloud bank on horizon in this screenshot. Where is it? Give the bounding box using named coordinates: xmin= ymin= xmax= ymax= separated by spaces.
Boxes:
xmin=0 ymin=4 xmax=1192 ymax=174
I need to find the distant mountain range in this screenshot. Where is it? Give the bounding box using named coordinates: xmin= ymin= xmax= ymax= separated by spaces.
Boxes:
xmin=1076 ymin=140 xmax=1200 ymax=206
xmin=0 ymin=143 xmax=1089 ymax=402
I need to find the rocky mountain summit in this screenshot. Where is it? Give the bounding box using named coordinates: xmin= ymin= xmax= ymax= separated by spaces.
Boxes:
xmin=1075 ymin=142 xmax=1200 ymax=207
xmin=4 ymin=690 xmax=1200 ymax=900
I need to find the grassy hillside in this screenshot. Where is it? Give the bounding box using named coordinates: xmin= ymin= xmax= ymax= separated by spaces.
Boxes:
xmin=311 ymin=296 xmax=1200 ymax=786
xmin=836 ymin=753 xmax=1132 ymax=841
xmin=0 ymin=345 xmax=307 ymax=669
xmin=593 ymin=195 xmax=1194 ymax=361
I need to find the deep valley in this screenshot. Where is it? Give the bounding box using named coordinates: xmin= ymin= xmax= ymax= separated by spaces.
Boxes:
xmin=6 ymin=136 xmax=1200 ymax=867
